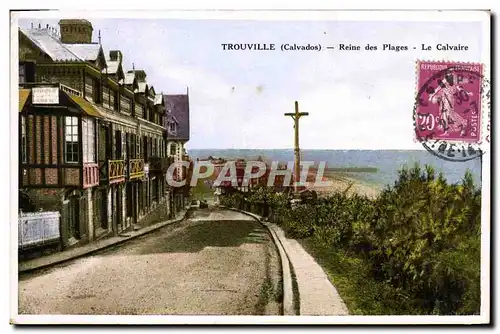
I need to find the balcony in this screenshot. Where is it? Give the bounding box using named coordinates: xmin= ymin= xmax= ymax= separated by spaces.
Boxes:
xmin=108 ymin=159 xmax=126 ymax=184
xmin=83 ymin=163 xmax=100 ymax=189
xmin=148 ymin=157 xmax=173 ymax=173
xmin=59 ymin=83 xmax=82 ymax=97
xmin=129 ymin=158 xmax=145 ymax=180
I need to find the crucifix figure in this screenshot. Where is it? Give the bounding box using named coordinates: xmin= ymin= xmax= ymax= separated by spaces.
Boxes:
xmin=284 ymin=101 xmax=309 ymax=194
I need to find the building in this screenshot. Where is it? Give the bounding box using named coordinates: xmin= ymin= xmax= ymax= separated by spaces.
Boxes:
xmin=18 ymin=19 xmax=173 ymax=252
xmin=164 ymin=93 xmax=191 ymax=213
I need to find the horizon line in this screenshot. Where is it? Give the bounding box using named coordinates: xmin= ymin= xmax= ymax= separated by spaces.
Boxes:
xmin=186 ymin=148 xmax=430 ymax=151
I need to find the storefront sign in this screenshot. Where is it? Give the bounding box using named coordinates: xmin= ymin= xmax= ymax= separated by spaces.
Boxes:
xmin=32 ymin=87 xmax=59 ymax=104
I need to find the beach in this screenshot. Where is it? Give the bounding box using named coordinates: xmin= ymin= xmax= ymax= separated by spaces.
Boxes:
xmin=306 ymin=172 xmax=382 ymax=199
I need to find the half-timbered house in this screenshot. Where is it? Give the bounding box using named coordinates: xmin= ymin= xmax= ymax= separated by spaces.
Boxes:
xmin=18 ymin=19 xmax=171 ymax=252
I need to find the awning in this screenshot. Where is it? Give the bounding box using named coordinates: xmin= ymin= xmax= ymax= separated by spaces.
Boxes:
xmin=19 ymin=89 xmax=30 ymax=112
xmin=68 ymin=95 xmax=103 ymax=118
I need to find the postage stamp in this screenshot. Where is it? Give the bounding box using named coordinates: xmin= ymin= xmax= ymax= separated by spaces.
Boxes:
xmin=414 ymin=61 xmax=487 ymax=161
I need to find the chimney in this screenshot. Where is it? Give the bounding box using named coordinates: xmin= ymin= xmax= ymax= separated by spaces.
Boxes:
xmin=58 ymin=19 xmax=93 ymax=44
xmin=109 ymin=50 xmax=123 ymax=62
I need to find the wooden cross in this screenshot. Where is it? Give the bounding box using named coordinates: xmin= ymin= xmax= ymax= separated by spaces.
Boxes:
xmin=284 ymin=101 xmax=309 ymax=194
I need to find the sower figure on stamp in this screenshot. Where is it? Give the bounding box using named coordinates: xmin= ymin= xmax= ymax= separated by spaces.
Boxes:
xmin=428 ymin=71 xmax=472 ymax=137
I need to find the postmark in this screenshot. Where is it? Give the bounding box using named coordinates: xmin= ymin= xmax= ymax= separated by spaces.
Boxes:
xmin=414 ymin=61 xmax=489 ymax=162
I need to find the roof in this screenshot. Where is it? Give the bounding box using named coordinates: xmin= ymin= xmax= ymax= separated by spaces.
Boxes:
xmin=137 ymin=82 xmax=147 ymax=93
xmin=124 ymin=72 xmax=135 ymax=85
xmin=20 ymin=28 xmax=103 ymax=64
xmin=166 ymin=113 xmax=179 ymax=124
xmin=164 ymin=94 xmax=190 ymax=140
xmin=20 ymin=28 xmax=80 ymax=61
xmin=64 ymin=43 xmax=101 ymax=61
xmin=106 ymin=60 xmax=120 ymax=74
xmin=19 ymin=89 xmax=30 ymax=112
xmin=130 ymin=69 xmax=147 ymax=82
xmin=68 ymin=95 xmax=103 ymax=118
xmin=154 ymin=94 xmax=163 ymax=105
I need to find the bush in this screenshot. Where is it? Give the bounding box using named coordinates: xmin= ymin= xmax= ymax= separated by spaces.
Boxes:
xmin=219 ymin=165 xmax=481 ymax=315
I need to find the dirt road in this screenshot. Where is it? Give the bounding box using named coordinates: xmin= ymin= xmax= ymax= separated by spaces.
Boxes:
xmin=18 ymin=207 xmax=282 ymax=315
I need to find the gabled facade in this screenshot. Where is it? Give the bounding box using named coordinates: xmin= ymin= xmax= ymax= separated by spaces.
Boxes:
xmin=18 ymin=19 xmax=175 ymax=253
xmin=163 ymin=92 xmax=191 ymax=211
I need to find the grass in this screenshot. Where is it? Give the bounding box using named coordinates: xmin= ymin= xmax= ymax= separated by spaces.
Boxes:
xmin=255 ymin=280 xmax=275 ymax=314
xmin=299 ymin=238 xmax=415 ymax=315
xmin=289 ymin=262 xmax=301 ymax=315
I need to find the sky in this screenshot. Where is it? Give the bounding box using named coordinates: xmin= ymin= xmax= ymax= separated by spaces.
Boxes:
xmin=18 ymin=13 xmax=487 ymax=150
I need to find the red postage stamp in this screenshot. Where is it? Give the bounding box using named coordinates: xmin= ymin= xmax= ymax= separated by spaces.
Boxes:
xmin=414 ymin=61 xmax=483 ymax=143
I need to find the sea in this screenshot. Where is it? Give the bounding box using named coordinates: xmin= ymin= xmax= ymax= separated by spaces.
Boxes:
xmin=188 ymin=149 xmax=483 ymax=190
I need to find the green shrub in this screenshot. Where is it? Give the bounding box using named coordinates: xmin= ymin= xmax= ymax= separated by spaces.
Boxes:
xmin=219 ymin=165 xmax=481 ymax=315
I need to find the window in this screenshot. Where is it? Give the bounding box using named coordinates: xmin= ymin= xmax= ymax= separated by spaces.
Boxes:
xmin=82 ymin=118 xmax=95 ymax=163
xmin=135 ymin=135 xmax=140 ymax=158
xmin=120 ymin=96 xmax=131 ymax=113
xmin=65 ymin=116 xmax=79 ymax=163
xmin=85 ymin=76 xmax=94 ymax=102
xmin=93 ymin=78 xmax=101 ymax=103
xmin=103 ymin=86 xmax=111 ymax=109
xmin=122 ymin=132 xmax=126 ymax=159
xmin=170 ymin=143 xmax=176 ymax=156
xmin=19 ymin=64 xmax=25 ymax=84
xmin=115 ymin=130 xmax=122 ymax=159
xmin=135 ymin=103 xmax=144 ymax=118
xmin=21 ymin=116 xmax=27 ymax=163
xmin=113 ymin=91 xmax=119 ymax=111
xmin=169 ymin=122 xmax=176 ymax=133
xmin=130 ymin=134 xmax=137 ymax=158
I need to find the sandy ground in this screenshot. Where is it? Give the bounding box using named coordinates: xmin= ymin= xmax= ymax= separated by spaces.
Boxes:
xmin=307 ymin=175 xmax=381 ymax=199
xmin=18 ymin=208 xmax=282 ymax=315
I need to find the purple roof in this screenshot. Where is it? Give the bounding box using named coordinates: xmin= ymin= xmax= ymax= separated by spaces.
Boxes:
xmin=164 ymin=94 xmax=190 ymax=141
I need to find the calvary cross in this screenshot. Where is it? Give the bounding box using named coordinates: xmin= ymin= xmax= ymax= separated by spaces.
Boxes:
xmin=284 ymin=101 xmax=309 ymax=194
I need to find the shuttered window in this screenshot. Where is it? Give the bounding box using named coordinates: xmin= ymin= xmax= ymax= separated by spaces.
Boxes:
xmin=82 ymin=118 xmax=95 ymax=163
xmin=135 ymin=103 xmax=144 ymax=118
xmin=103 ymin=86 xmax=111 ymax=109
xmin=110 ymin=90 xmax=116 ymax=110
xmin=120 ymin=96 xmax=131 ymax=113
xmin=85 ymin=76 xmax=94 ymax=102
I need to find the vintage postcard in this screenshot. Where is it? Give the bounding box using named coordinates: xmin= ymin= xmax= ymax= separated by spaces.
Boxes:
xmin=10 ymin=10 xmax=491 ymax=325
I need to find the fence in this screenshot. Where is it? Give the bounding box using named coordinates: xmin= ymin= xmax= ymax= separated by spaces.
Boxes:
xmin=18 ymin=211 xmax=60 ymax=249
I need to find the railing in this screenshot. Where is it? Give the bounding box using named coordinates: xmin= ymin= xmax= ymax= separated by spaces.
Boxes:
xmin=83 ymin=162 xmax=99 ymax=188
xmin=59 ymin=83 xmax=82 ymax=97
xmin=108 ymin=159 xmax=126 ymax=183
xmin=18 ymin=211 xmax=60 ymax=249
xmin=129 ymin=158 xmax=145 ymax=180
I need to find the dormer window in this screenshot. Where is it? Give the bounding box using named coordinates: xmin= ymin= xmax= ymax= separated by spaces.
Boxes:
xmin=169 ymin=122 xmax=176 ymax=134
